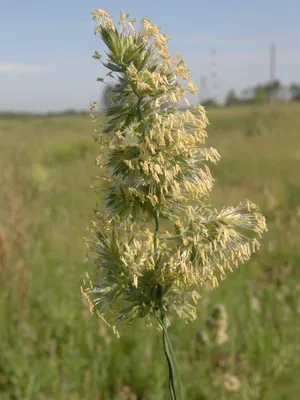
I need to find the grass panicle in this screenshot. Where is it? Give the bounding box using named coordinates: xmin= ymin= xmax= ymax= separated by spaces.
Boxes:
xmin=81 ymin=9 xmax=267 ymax=399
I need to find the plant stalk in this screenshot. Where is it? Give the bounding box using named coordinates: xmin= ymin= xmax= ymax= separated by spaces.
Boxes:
xmin=157 ymin=285 xmax=183 ymax=400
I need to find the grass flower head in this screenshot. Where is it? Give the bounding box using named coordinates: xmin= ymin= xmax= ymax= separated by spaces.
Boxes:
xmin=82 ymin=10 xmax=267 ymax=336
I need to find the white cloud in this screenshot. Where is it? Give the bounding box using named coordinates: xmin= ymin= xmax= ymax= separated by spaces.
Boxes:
xmin=0 ymin=62 xmax=53 ymax=74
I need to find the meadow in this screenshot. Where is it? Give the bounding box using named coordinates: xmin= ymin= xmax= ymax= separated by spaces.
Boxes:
xmin=0 ymin=102 xmax=300 ymax=399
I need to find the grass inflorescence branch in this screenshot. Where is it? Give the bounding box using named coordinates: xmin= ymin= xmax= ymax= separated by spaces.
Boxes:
xmin=81 ymin=8 xmax=267 ymax=399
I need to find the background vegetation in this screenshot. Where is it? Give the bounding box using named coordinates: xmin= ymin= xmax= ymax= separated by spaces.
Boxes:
xmin=1 ymin=102 xmax=300 ymax=399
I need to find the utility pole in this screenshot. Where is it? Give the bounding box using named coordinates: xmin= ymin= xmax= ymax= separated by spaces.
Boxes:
xmin=210 ymin=47 xmax=218 ymax=104
xmin=199 ymin=76 xmax=209 ymax=104
xmin=270 ymin=42 xmax=276 ymax=83
xmin=270 ymin=42 xmax=277 ymax=103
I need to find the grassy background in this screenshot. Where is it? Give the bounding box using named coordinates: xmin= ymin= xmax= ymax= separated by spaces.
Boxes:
xmin=1 ymin=103 xmax=300 ymax=399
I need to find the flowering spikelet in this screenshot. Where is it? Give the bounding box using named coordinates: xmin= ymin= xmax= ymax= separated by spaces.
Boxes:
xmin=206 ymin=304 xmax=229 ymax=345
xmin=223 ymin=373 xmax=241 ymax=392
xmin=82 ymin=10 xmax=267 ymax=334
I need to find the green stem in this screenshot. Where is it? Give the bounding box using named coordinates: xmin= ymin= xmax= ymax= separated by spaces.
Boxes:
xmin=154 ymin=210 xmax=159 ymax=248
xmin=162 ymin=321 xmax=183 ymax=398
xmin=158 ymin=286 xmax=176 ymax=399
xmin=157 ymin=286 xmax=183 ymax=400
xmin=154 ymin=211 xmax=176 ymax=398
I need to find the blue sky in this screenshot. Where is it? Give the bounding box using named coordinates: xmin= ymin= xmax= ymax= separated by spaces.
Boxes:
xmin=1 ymin=0 xmax=299 ymax=112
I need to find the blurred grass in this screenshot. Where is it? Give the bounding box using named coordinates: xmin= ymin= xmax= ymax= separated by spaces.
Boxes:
xmin=1 ymin=103 xmax=300 ymax=399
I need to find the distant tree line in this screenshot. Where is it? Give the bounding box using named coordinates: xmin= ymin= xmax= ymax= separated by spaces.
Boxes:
xmin=0 ymin=109 xmax=89 ymax=118
xmin=224 ymin=81 xmax=300 ymax=107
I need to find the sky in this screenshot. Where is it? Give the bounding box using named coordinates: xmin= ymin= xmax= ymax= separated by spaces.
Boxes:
xmin=0 ymin=0 xmax=299 ymax=112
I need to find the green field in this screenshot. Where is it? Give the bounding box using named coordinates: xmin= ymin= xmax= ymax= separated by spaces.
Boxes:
xmin=1 ymin=103 xmax=300 ymax=399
